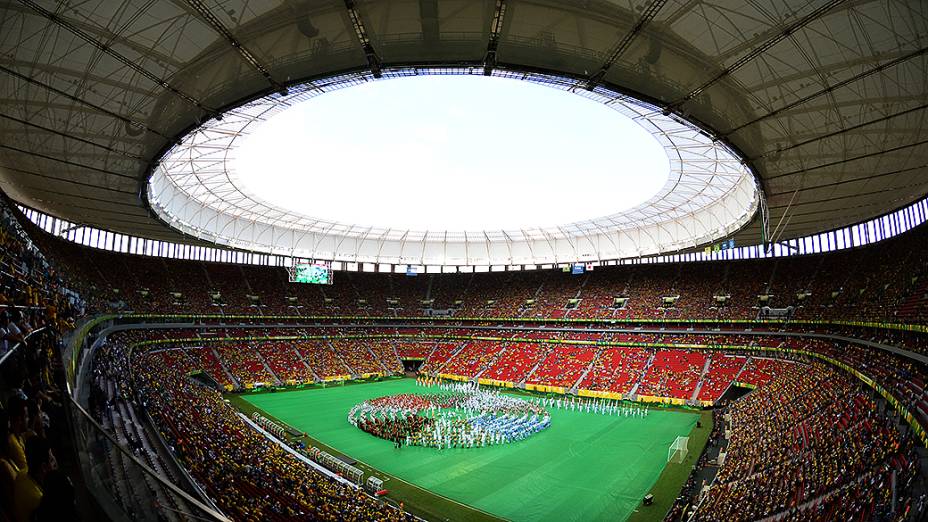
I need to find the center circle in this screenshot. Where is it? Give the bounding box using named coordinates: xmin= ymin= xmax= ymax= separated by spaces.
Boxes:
xmin=348 ymin=388 xmax=550 ymax=449
xmin=231 ymin=75 xmax=670 ymax=231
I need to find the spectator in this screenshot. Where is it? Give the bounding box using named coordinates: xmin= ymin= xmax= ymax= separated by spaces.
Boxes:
xmin=34 ymin=465 xmax=75 ymax=522
xmin=0 ymin=409 xmax=19 ymax=516
xmin=0 ymin=312 xmax=11 ymax=353
xmin=6 ymin=396 xmax=28 ymax=472
xmin=13 ymin=436 xmax=56 ymax=522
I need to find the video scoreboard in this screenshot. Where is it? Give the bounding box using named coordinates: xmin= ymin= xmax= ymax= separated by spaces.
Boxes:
xmin=288 ymin=261 xmax=333 ymax=285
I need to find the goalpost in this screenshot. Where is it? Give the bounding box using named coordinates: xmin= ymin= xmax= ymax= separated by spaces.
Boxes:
xmin=668 ymin=436 xmax=689 ymax=464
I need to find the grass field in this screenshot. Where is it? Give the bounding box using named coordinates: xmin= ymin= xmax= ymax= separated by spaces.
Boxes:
xmin=236 ymin=379 xmax=702 ymax=522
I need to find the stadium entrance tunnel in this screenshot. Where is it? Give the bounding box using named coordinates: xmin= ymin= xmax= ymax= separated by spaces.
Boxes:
xmin=148 ymin=68 xmax=759 ymax=266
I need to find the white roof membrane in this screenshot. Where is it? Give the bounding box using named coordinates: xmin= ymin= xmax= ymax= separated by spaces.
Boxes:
xmin=148 ymin=68 xmax=759 ymax=265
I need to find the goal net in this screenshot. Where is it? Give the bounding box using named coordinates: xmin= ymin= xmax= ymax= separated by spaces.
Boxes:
xmin=668 ymin=436 xmax=689 ymax=464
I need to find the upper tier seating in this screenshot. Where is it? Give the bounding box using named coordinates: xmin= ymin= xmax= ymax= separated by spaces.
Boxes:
xmin=20 ymin=202 xmax=928 ymax=327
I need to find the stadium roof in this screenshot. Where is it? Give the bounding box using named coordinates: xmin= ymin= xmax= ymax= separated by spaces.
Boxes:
xmin=148 ymin=69 xmax=758 ymax=264
xmin=1 ymin=0 xmax=926 ymax=264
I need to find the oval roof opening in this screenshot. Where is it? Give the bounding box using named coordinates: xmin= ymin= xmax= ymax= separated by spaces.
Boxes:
xmin=231 ymin=75 xmax=669 ymax=231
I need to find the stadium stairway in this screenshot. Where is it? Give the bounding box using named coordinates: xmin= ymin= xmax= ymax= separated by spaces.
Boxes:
xmin=365 ymin=343 xmax=389 ymax=374
xmin=434 ymin=341 xmax=470 ymax=374
xmin=709 ymin=357 xmax=751 ymax=402
xmin=730 ymin=358 xmax=750 ymax=388
xmin=425 ymin=274 xmax=434 ymax=302
xmin=118 ymin=403 xmax=183 ymax=520
xmin=569 ymin=347 xmax=604 ymax=394
xmin=420 ymin=343 xmax=439 ymax=368
xmin=101 ymin=383 xmax=186 ymax=522
xmin=211 ymin=347 xmax=240 ymax=388
xmin=473 ymin=345 xmax=509 ymax=380
xmin=254 ymin=349 xmax=283 ymax=386
xmin=628 ymin=351 xmax=657 ymax=397
xmin=519 ymin=358 xmax=545 ymax=386
xmin=690 ymin=356 xmax=714 ymax=402
xmin=291 ymin=345 xmax=321 ymax=381
xmin=325 ymin=340 xmax=357 ymax=376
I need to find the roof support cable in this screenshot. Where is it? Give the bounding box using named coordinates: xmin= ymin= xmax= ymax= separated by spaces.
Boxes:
xmin=483 ymin=0 xmax=507 ymax=76
xmin=768 ymin=188 xmax=799 ymax=249
xmin=183 ymin=0 xmax=287 ymax=95
xmin=18 ymin=0 xmax=214 ymax=115
xmin=0 ymin=143 xmax=137 ymax=179
xmin=672 ymin=0 xmax=846 ymax=109
xmin=757 ymin=182 xmax=770 ymax=249
xmin=725 ymin=46 xmax=928 ymax=137
xmin=768 ymin=137 xmax=928 ymax=181
xmin=344 ymin=1 xmax=383 ymax=78
xmin=0 ymin=111 xmax=144 ymax=160
xmin=751 ymin=101 xmax=928 ymax=161
xmin=582 ymin=0 xmax=668 ymax=91
xmin=0 ymin=64 xmax=170 ymax=139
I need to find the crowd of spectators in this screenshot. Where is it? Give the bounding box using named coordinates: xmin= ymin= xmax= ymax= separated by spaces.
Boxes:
xmin=735 ymin=357 xmax=790 ymax=388
xmin=256 ymin=342 xmax=315 ymax=383
xmin=392 ymin=341 xmax=434 ymax=360
xmin=526 ymin=347 xmax=597 ymax=389
xmin=330 ymin=340 xmax=389 ymax=376
xmin=366 ymin=341 xmax=404 ymax=374
xmin=636 ymin=350 xmax=707 ymax=400
xmin=295 ymin=341 xmax=353 ymax=379
xmin=129 ymin=347 xmax=415 ymax=521
xmin=418 ymin=342 xmax=465 ymax=374
xmin=437 ymin=340 xmax=504 ymax=377
xmin=62 ymin=319 xmax=928 ymax=522
xmin=696 ymin=355 xmax=748 ymax=402
xmin=215 ymin=344 xmax=279 ymax=387
xmin=0 ymin=196 xmax=79 ymax=521
xmin=129 ymin=338 xmax=412 ymax=389
xmin=3 ymin=191 xmax=928 ymax=522
xmin=693 ymin=361 xmax=918 ymax=521
xmin=102 ymin=326 xmax=928 ymax=414
xmin=88 ymin=339 xmax=214 ymax=521
xmin=184 ymin=347 xmax=236 ymax=389
xmin=480 ymin=342 xmax=552 ymax=383
xmin=0 ymin=333 xmax=73 ymax=522
xmin=100 ymin=324 xmax=927 ymax=522
xmin=580 ymin=348 xmax=651 ymax=394
xmin=23 ymin=204 xmax=928 ymax=328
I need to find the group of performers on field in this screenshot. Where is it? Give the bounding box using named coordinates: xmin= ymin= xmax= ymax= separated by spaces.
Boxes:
xmin=348 ymin=382 xmax=550 ymax=449
xmin=416 ymin=376 xmax=649 ymax=418
xmin=529 ymin=394 xmax=649 ymax=418
xmin=348 ymin=378 xmax=650 ymax=449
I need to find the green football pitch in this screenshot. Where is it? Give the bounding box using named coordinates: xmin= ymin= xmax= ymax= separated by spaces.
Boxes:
xmin=238 ymin=379 xmax=699 ymax=522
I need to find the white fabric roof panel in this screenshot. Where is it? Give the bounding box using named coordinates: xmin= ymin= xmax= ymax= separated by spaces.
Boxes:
xmin=146 ymin=67 xmax=758 ymax=264
xmin=0 ymin=0 xmax=924 ymax=256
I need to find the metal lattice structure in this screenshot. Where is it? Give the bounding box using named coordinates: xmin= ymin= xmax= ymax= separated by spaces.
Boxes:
xmin=0 ymin=0 xmax=926 ymax=261
xmin=148 ymin=67 xmax=758 ymax=265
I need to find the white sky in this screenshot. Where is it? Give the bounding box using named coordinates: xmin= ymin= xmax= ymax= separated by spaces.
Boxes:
xmin=232 ymin=75 xmax=669 ymax=231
